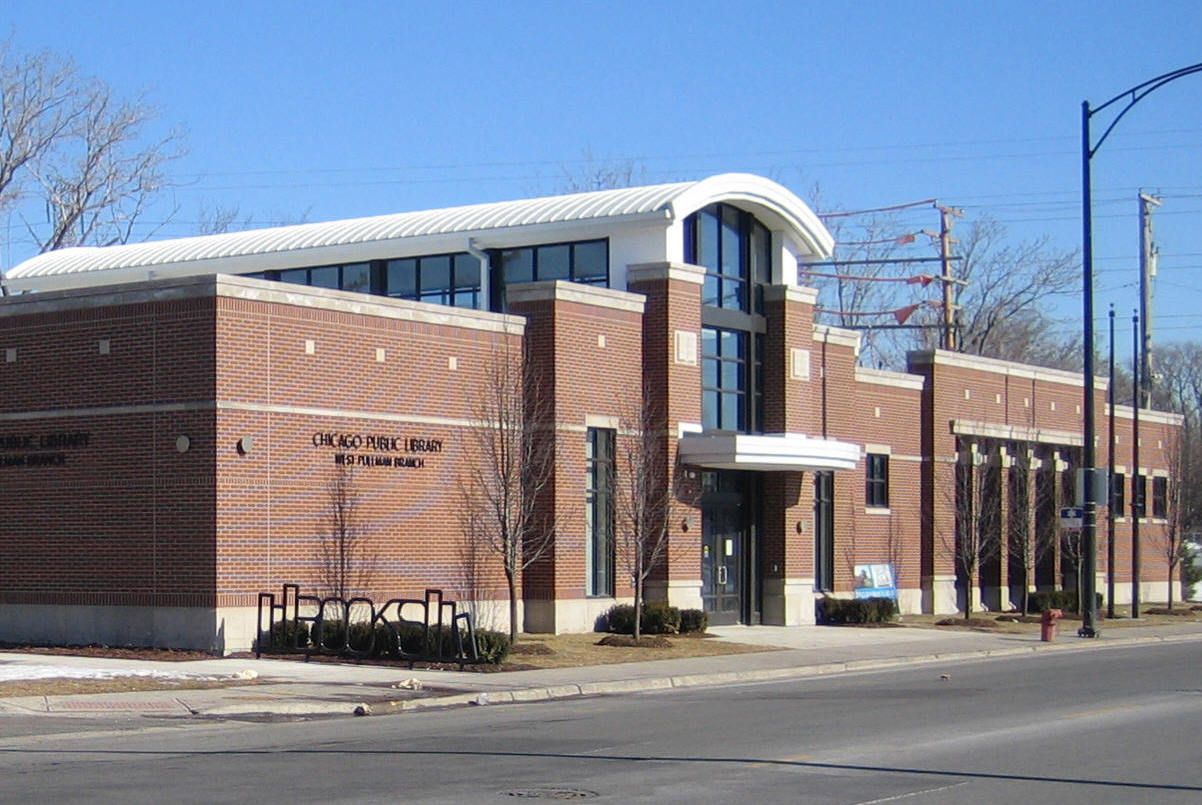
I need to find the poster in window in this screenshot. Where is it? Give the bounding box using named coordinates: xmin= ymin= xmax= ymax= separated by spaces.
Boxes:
xmin=853 ymin=563 xmax=897 ymax=600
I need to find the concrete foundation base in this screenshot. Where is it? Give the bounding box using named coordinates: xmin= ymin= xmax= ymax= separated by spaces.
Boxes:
xmin=923 ymin=575 xmax=958 ymax=615
xmin=523 ymin=597 xmax=631 ymax=634
xmin=0 ymin=604 xmax=260 ymax=654
xmin=762 ymin=578 xmax=816 ymax=626
xmin=645 ymin=579 xmax=703 ymax=612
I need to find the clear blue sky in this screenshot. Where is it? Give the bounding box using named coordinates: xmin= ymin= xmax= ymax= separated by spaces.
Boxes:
xmin=3 ymin=0 xmax=1201 ymax=354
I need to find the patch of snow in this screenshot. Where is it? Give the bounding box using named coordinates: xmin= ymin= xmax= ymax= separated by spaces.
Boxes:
xmin=0 ymin=663 xmax=250 ymax=683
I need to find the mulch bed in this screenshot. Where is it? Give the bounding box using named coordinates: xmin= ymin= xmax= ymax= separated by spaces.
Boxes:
xmin=935 ymin=617 xmax=998 ymax=629
xmin=596 ymin=634 xmax=673 ymax=648
xmin=0 ymin=643 xmax=218 ymax=662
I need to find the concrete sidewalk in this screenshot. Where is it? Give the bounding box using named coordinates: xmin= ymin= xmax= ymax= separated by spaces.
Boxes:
xmin=3 ymin=622 xmax=1201 ymax=720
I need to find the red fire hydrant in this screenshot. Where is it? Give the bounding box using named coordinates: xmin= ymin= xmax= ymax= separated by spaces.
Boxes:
xmin=1040 ymin=608 xmax=1063 ymax=642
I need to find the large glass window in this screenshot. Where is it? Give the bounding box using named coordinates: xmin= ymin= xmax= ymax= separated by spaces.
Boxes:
xmin=702 ymin=327 xmax=748 ymax=431
xmin=866 ymin=454 xmax=890 ymax=508
xmin=701 ymin=327 xmax=763 ymax=433
xmin=246 ymin=252 xmax=481 ymax=310
xmin=490 ymin=238 xmax=609 ymax=312
xmin=685 ymin=204 xmax=773 ymax=314
xmin=387 ymin=253 xmax=481 ymax=309
xmin=586 ymin=428 xmax=616 ymax=597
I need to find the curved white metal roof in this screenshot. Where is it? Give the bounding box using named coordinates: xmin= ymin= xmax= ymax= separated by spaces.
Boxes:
xmin=4 ymin=173 xmax=833 ymax=290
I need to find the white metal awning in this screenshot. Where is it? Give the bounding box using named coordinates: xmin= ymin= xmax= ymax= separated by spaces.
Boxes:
xmin=677 ymin=432 xmax=859 ymax=472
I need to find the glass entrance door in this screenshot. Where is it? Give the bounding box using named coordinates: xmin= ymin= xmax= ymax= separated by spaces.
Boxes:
xmin=701 ymin=473 xmax=748 ymax=625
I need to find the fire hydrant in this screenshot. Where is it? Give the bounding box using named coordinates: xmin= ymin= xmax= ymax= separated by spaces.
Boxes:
xmin=1040 ymin=608 xmax=1063 ymax=642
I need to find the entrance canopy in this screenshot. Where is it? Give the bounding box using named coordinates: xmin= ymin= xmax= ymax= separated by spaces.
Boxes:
xmin=678 ymin=432 xmax=859 ymax=472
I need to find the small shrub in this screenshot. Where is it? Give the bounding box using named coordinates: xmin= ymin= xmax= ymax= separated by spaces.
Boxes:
xmin=679 ymin=609 xmax=708 ymax=634
xmin=602 ymin=604 xmax=637 ymax=635
xmin=818 ymin=596 xmax=897 ymax=625
xmin=312 ymin=618 xmax=347 ymax=651
xmin=347 ymin=621 xmax=396 ymax=656
xmin=474 ymin=630 xmax=511 ymax=664
xmin=269 ymin=619 xmax=309 ymax=651
xmin=393 ymin=621 xmax=472 ymax=660
xmin=602 ymin=603 xmax=682 ymax=635
xmin=1025 ymin=590 xmax=1104 ymax=614
xmin=642 ymin=603 xmax=681 ymax=635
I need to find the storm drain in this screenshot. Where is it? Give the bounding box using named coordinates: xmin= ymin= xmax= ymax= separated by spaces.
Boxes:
xmin=501 ymin=788 xmax=598 ymax=799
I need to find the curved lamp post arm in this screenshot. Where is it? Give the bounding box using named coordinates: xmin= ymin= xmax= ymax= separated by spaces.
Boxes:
xmin=1088 ymin=62 xmax=1202 ymax=157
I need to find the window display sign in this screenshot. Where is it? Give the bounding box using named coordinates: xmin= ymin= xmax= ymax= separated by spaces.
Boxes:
xmin=853 ymin=563 xmax=897 ymax=599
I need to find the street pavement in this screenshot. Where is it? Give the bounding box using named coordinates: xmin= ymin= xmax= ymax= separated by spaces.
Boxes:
xmin=2 ymin=621 xmax=1201 ymax=721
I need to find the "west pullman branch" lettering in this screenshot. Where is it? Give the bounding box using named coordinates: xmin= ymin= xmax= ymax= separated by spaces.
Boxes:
xmin=0 ymin=431 xmax=90 ymax=468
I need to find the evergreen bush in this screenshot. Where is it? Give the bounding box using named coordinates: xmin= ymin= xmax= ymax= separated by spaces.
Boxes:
xmin=679 ymin=609 xmax=708 ymax=634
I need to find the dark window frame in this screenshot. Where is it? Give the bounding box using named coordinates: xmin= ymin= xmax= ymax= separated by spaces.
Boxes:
xmin=1152 ymin=476 xmax=1168 ymax=519
xmin=1111 ymin=472 xmax=1126 ymax=517
xmin=684 ymin=203 xmax=773 ymax=315
xmin=386 ymin=252 xmax=481 ymax=309
xmin=1132 ymin=474 xmax=1147 ymax=519
xmin=586 ymin=427 xmax=616 ymax=597
xmin=488 ymin=238 xmax=610 ymax=312
xmin=865 ymin=454 xmax=890 ymax=508
xmin=814 ymin=471 xmax=835 ymax=593
xmin=702 ymin=326 xmax=751 ymax=432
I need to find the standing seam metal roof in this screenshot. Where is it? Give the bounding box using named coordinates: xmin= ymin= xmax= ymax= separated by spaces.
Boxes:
xmin=5 ymin=173 xmax=832 ymax=282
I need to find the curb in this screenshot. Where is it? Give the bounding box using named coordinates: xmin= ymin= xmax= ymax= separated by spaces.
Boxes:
xmin=5 ymin=630 xmax=1200 ymax=719
xmin=377 ymin=630 xmax=1202 ymax=717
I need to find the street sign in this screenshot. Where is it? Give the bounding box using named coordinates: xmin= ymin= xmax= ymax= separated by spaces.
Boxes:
xmin=1060 ymin=506 xmax=1084 ymax=530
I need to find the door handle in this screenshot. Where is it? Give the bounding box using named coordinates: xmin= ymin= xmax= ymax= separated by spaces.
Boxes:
xmin=717 ymin=566 xmax=727 ymax=585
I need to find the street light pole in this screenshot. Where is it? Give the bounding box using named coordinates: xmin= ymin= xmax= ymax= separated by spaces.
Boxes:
xmin=1107 ymin=305 xmax=1116 ymax=620
xmin=1078 ymin=61 xmax=1202 ymax=639
xmin=1079 ymin=100 xmax=1099 ymax=637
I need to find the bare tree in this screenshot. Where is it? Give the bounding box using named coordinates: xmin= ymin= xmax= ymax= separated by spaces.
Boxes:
xmin=319 ymin=463 xmax=374 ymax=600
xmin=806 ymin=189 xmax=922 ymax=369
xmin=1150 ymin=342 xmax=1202 ymax=542
xmin=937 ymin=443 xmax=1003 ymax=619
xmin=556 ymin=148 xmax=649 ymax=193
xmin=0 ymin=40 xmax=182 ymax=255
xmin=460 ymin=339 xmax=557 ymax=642
xmin=911 ymin=217 xmax=1080 ymax=369
xmin=0 ymin=41 xmax=79 ymax=211
xmin=196 ymin=202 xmax=254 ymax=235
xmin=805 ymin=191 xmax=1081 ymax=372
xmin=1153 ymin=431 xmax=1192 ymax=610
xmin=614 ymin=398 xmax=676 ymax=641
xmin=1008 ymin=448 xmax=1055 ymax=615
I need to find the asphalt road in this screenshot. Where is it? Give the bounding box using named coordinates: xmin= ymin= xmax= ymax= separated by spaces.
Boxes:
xmin=1 ymin=641 xmax=1200 ymax=804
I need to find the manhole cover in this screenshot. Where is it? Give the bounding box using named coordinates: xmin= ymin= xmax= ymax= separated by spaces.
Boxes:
xmin=502 ymin=788 xmax=598 ymax=800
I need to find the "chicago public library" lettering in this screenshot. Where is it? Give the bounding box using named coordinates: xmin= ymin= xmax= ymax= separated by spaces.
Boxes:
xmin=312 ymin=430 xmax=444 ymax=470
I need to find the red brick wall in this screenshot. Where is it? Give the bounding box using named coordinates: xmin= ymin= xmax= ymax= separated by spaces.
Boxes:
xmin=0 ymin=293 xmax=217 ymax=607
xmin=212 ymin=292 xmax=522 ymax=607
xmin=508 ymin=291 xmax=644 ymax=604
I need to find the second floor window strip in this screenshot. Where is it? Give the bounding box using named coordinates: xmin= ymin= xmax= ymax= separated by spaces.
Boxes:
xmin=251 ymin=252 xmax=482 ymax=310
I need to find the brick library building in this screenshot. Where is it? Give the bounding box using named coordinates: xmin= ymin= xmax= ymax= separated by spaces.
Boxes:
xmin=0 ymin=174 xmax=1181 ymax=652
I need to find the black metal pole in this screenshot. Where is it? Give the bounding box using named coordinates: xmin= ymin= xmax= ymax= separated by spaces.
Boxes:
xmin=1132 ymin=310 xmax=1142 ymax=618
xmin=1107 ymin=306 xmax=1116 ymax=619
xmin=1079 ymin=100 xmax=1099 ymax=638
xmin=1078 ymin=62 xmax=1202 ymax=634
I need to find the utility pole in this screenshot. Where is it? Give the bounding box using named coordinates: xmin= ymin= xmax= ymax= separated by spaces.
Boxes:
xmin=938 ymin=205 xmax=963 ymax=351
xmin=1139 ymin=192 xmax=1161 ymax=409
